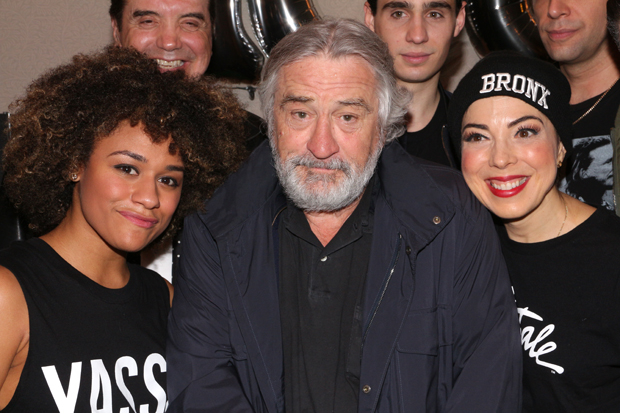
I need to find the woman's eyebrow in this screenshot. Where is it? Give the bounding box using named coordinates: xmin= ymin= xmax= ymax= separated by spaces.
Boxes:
xmin=167 ymin=165 xmax=185 ymax=172
xmin=109 ymin=150 xmax=184 ymax=172
xmin=507 ymin=115 xmax=543 ymax=128
xmin=462 ymin=123 xmax=489 ymax=131
xmin=108 ymin=150 xmax=146 ymax=162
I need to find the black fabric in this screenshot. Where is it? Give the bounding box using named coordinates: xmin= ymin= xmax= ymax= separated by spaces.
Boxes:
xmin=559 ymin=80 xmax=620 ymax=211
xmin=498 ymin=208 xmax=620 ymax=412
xmin=243 ymin=110 xmax=268 ymax=153
xmin=279 ymin=178 xmax=374 ymax=413
xmin=167 ymin=141 xmax=522 ymax=413
xmin=170 ymin=109 xmax=266 ymax=274
xmin=448 ymin=51 xmax=573 ymax=155
xmin=398 ymin=90 xmax=451 ymax=167
xmin=1 ymin=238 xmax=170 ymax=412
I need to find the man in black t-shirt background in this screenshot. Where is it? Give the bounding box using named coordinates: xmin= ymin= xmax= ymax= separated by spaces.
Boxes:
xmin=531 ymin=0 xmax=620 ymax=210
xmin=364 ymin=0 xmax=466 ymax=168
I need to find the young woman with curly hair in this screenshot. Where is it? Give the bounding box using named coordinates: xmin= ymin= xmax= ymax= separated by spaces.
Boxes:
xmin=0 ymin=46 xmax=246 ymax=411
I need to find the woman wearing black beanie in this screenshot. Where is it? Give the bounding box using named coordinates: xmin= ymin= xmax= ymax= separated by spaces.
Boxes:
xmin=449 ymin=51 xmax=620 ymax=412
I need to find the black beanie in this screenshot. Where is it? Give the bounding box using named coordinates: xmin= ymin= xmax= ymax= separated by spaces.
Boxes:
xmin=448 ymin=51 xmax=572 ymax=157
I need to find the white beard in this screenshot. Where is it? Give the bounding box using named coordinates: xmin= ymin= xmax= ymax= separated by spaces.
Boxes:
xmin=272 ymin=142 xmax=383 ymax=212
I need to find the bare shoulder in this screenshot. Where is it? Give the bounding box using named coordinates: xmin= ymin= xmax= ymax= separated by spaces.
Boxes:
xmin=0 ymin=266 xmax=28 ymax=321
xmin=0 ymin=265 xmax=29 ymax=406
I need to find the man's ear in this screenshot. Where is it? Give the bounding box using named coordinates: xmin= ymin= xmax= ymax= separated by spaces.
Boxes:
xmin=111 ymin=18 xmax=122 ymax=46
xmin=364 ymin=2 xmax=376 ymax=32
xmin=454 ymin=1 xmax=466 ymax=37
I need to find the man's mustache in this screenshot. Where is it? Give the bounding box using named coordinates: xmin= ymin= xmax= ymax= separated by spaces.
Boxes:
xmin=290 ymin=155 xmax=352 ymax=174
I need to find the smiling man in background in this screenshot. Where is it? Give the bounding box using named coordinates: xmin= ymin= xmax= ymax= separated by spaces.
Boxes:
xmin=364 ymin=0 xmax=466 ymax=168
xmin=110 ymin=0 xmax=212 ymax=79
xmin=109 ymin=0 xmax=264 ymax=149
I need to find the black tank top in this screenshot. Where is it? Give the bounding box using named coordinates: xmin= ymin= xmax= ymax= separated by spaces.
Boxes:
xmin=0 ymin=238 xmax=169 ymax=412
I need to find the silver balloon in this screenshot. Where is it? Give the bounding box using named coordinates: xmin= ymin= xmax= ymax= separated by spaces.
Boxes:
xmin=465 ymin=0 xmax=548 ymax=59
xmin=207 ymin=0 xmax=265 ymax=82
xmin=247 ymin=0 xmax=321 ymax=57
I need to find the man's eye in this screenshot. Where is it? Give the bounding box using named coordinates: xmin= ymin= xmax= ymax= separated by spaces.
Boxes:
xmin=428 ymin=11 xmax=443 ymax=18
xmin=391 ymin=11 xmax=406 ymax=18
xmin=182 ymin=20 xmax=201 ymax=30
xmin=342 ymin=114 xmax=357 ymax=122
xmin=293 ymin=112 xmax=308 ymax=119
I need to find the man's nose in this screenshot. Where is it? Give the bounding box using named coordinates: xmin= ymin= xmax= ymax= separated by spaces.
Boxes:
xmin=156 ymin=23 xmax=182 ymax=51
xmin=306 ymin=116 xmax=340 ymax=160
xmin=546 ymin=0 xmax=570 ymax=19
xmin=406 ymin=15 xmax=429 ymax=44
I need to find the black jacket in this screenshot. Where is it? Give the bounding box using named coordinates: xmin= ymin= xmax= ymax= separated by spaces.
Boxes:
xmin=167 ymin=141 xmax=522 ymax=412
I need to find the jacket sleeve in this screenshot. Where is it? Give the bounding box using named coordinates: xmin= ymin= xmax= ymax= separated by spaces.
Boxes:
xmin=445 ymin=199 xmax=522 ymax=412
xmin=167 ymin=214 xmax=253 ymax=412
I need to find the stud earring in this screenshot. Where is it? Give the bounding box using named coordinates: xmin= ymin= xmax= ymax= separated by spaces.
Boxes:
xmin=71 ymin=173 xmax=78 ymax=182
xmin=557 ymin=160 xmax=563 ymax=168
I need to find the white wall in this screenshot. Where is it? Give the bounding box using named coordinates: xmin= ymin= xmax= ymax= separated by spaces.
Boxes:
xmin=0 ymin=0 xmax=480 ymax=114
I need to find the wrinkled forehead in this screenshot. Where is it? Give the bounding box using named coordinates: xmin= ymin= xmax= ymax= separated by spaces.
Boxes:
xmin=275 ymin=55 xmax=379 ymax=105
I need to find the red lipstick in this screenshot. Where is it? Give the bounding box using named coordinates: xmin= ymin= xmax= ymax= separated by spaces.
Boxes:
xmin=486 ymin=176 xmax=529 ymax=198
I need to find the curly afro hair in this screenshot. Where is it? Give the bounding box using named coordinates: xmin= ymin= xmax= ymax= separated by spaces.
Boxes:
xmin=4 ymin=45 xmax=247 ymax=240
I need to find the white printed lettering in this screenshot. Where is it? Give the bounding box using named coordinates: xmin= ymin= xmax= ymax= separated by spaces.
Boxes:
xmin=42 ymin=362 xmax=82 ymax=413
xmin=116 ymin=356 xmax=138 ymax=413
xmin=143 ymin=353 xmax=167 ymax=413
xmin=480 ymin=74 xmax=496 ymax=93
xmin=537 ymin=87 xmax=551 ymax=109
xmin=41 ymin=354 xmax=166 ymax=411
xmin=90 ymin=359 xmax=113 ymax=413
xmin=519 ymin=307 xmax=564 ymax=374
xmin=526 ymin=77 xmax=539 ymax=101
xmin=480 ymin=74 xmax=550 ymax=110
xmin=495 ymin=73 xmax=511 ymax=91
xmin=512 ymin=75 xmax=526 ymax=94
xmin=517 ymin=306 xmax=543 ymax=323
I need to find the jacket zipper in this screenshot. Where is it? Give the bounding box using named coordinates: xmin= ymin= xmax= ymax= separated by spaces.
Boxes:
xmin=361 ymin=233 xmax=402 ymax=348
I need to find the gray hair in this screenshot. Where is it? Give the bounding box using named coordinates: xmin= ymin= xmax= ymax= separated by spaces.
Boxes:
xmin=258 ymin=18 xmax=409 ymax=143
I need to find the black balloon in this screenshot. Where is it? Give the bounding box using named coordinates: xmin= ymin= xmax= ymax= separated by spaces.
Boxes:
xmin=248 ymin=0 xmax=321 ymax=56
xmin=465 ymin=0 xmax=548 ymax=59
xmin=207 ymin=0 xmax=265 ymax=82
xmin=208 ymin=0 xmax=320 ymax=83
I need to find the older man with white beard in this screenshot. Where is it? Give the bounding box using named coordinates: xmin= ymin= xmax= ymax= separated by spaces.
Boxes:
xmin=166 ymin=18 xmax=521 ymax=413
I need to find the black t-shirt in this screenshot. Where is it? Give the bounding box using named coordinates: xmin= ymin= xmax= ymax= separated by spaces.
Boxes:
xmin=0 ymin=238 xmax=170 ymax=412
xmin=279 ymin=178 xmax=375 ymax=413
xmin=498 ymin=209 xmax=620 ymax=412
xmin=559 ymin=80 xmax=620 ymax=210
xmin=397 ymin=90 xmax=451 ymax=167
